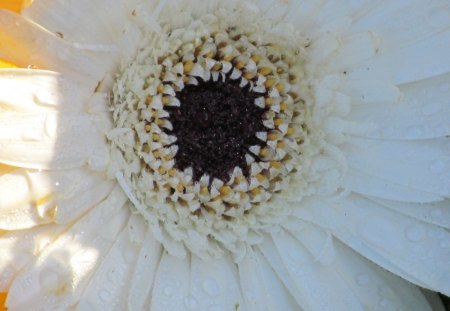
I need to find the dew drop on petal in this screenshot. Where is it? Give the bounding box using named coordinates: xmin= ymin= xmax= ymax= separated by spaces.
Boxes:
xmin=163 ymin=286 xmax=174 ymax=297
xmin=355 ymin=273 xmax=370 ymax=286
xmin=405 ymin=226 xmax=425 ymax=242
xmin=99 ymin=289 xmax=113 ymax=303
xmin=184 ymin=296 xmax=199 ymax=310
xmin=202 ymin=278 xmax=220 ymax=297
xmin=39 ymin=269 xmax=60 ymax=291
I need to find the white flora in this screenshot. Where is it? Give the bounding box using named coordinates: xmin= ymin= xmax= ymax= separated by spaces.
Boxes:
xmin=0 ymin=0 xmax=449 ymax=311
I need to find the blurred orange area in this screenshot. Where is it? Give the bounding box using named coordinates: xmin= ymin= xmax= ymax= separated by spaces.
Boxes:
xmin=0 ymin=0 xmax=24 ymax=12
xmin=0 ymin=292 xmax=7 ymax=311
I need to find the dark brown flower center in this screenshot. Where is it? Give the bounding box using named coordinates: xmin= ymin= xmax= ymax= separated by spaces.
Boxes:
xmin=165 ymin=79 xmax=267 ymax=182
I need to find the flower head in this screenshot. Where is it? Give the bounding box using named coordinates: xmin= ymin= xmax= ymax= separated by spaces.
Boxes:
xmin=0 ymin=0 xmax=449 ymax=310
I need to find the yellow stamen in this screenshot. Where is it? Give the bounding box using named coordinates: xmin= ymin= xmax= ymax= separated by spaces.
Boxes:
xmin=157 ymin=84 xmax=165 ymax=94
xmin=265 ymin=97 xmax=273 ymax=106
xmin=162 ymin=96 xmax=170 ymax=105
xmin=183 ymin=60 xmax=194 ymax=73
xmin=258 ymin=67 xmax=272 ymax=76
xmin=168 ymin=168 xmax=177 ymax=177
xmin=219 ymin=185 xmax=232 ymax=196
xmin=250 ymin=187 xmax=261 ymax=195
xmin=268 ymin=132 xmax=278 ymax=141
xmin=274 ymin=118 xmax=283 ymax=127
xmin=256 ymin=174 xmax=265 ymax=182
xmin=259 ymin=147 xmax=269 ymax=158
xmin=287 ymin=127 xmax=295 ymax=136
xmin=275 ymin=83 xmax=285 ymax=92
xmin=176 ymin=184 xmax=184 ymax=192
xmin=270 ymin=161 xmax=281 ymax=169
xmin=200 ymin=187 xmax=209 ymax=196
xmin=243 ymin=71 xmax=256 ymax=80
xmin=251 ymin=54 xmax=261 ymax=64
xmin=264 ymin=78 xmax=277 ymax=89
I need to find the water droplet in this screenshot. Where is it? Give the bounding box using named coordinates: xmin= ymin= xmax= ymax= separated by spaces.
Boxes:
xmin=440 ymin=240 xmax=450 ymax=249
xmin=405 ymin=226 xmax=425 ymax=242
xmin=99 ymin=289 xmax=112 ymax=303
xmin=40 ymin=269 xmax=60 ymax=291
xmin=355 ymin=273 xmax=370 ymax=286
xmin=184 ymin=296 xmax=199 ymax=310
xmin=202 ymin=278 xmax=220 ymax=297
xmin=163 ymin=286 xmax=173 ymax=297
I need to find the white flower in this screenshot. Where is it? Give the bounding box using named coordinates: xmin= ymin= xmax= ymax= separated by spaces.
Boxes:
xmin=0 ymin=0 xmax=449 ymax=310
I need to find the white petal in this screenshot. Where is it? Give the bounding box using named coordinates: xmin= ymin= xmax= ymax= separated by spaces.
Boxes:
xmin=298 ymin=194 xmax=450 ymax=295
xmin=344 ymin=168 xmax=443 ymax=203
xmin=6 ymin=186 xmax=129 ymax=310
xmin=128 ymin=223 xmax=162 ymax=311
xmin=0 ymin=10 xmax=117 ymax=87
xmin=370 ymin=197 xmax=450 ymax=230
xmin=23 ymin=0 xmax=138 ymax=44
xmin=0 ymin=69 xmax=87 ymax=113
xmin=238 ymin=247 xmax=300 ymax=311
xmin=347 ymin=72 xmax=450 ymax=140
xmin=0 ymin=223 xmax=66 ymax=291
xmin=351 ymin=0 xmax=450 ymax=52
xmin=332 ymin=239 xmax=433 ymax=311
xmin=189 ymin=254 xmax=244 ymax=311
xmin=270 ymin=230 xmax=363 ymax=311
xmin=150 ymin=252 xmax=190 ymax=311
xmin=345 ymin=137 xmax=450 ymax=197
xmin=0 ymin=111 xmax=109 ymax=170
xmin=347 ymin=27 xmax=450 ymax=84
xmin=23 ymin=0 xmax=143 ymax=63
xmin=76 ymin=221 xmax=139 ymax=311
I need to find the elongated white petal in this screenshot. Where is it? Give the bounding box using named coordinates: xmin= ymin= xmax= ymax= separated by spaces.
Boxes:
xmin=270 ymin=230 xmax=363 ymax=311
xmin=347 ymin=27 xmax=450 ymax=84
xmin=348 ymin=72 xmax=450 ymax=140
xmin=151 ymin=252 xmax=190 ymax=311
xmin=188 ymin=254 xmax=244 ymax=311
xmin=332 ymin=239 xmax=434 ymax=311
xmin=76 ymin=221 xmax=139 ymax=311
xmin=352 ymin=0 xmax=450 ymax=52
xmin=238 ymin=247 xmax=300 ymax=311
xmin=0 ymin=69 xmax=88 ymax=113
xmin=345 ymin=137 xmax=450 ymax=197
xmin=295 ymin=194 xmax=450 ymax=296
xmin=0 ymin=10 xmax=117 ymax=87
xmin=370 ymin=197 xmax=450 ymax=229
xmin=0 ymin=223 xmax=66 ymax=291
xmin=23 ymin=0 xmax=143 ymax=63
xmin=128 ymin=223 xmax=162 ymax=311
xmin=0 ymin=112 xmax=109 ymax=170
xmin=23 ymin=0 xmax=139 ymax=44
xmin=6 ymin=186 xmax=128 ymax=310
xmin=344 ymin=168 xmax=443 ymax=203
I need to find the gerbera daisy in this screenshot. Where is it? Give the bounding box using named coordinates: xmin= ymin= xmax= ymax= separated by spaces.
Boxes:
xmin=0 ymin=0 xmax=449 ymax=310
